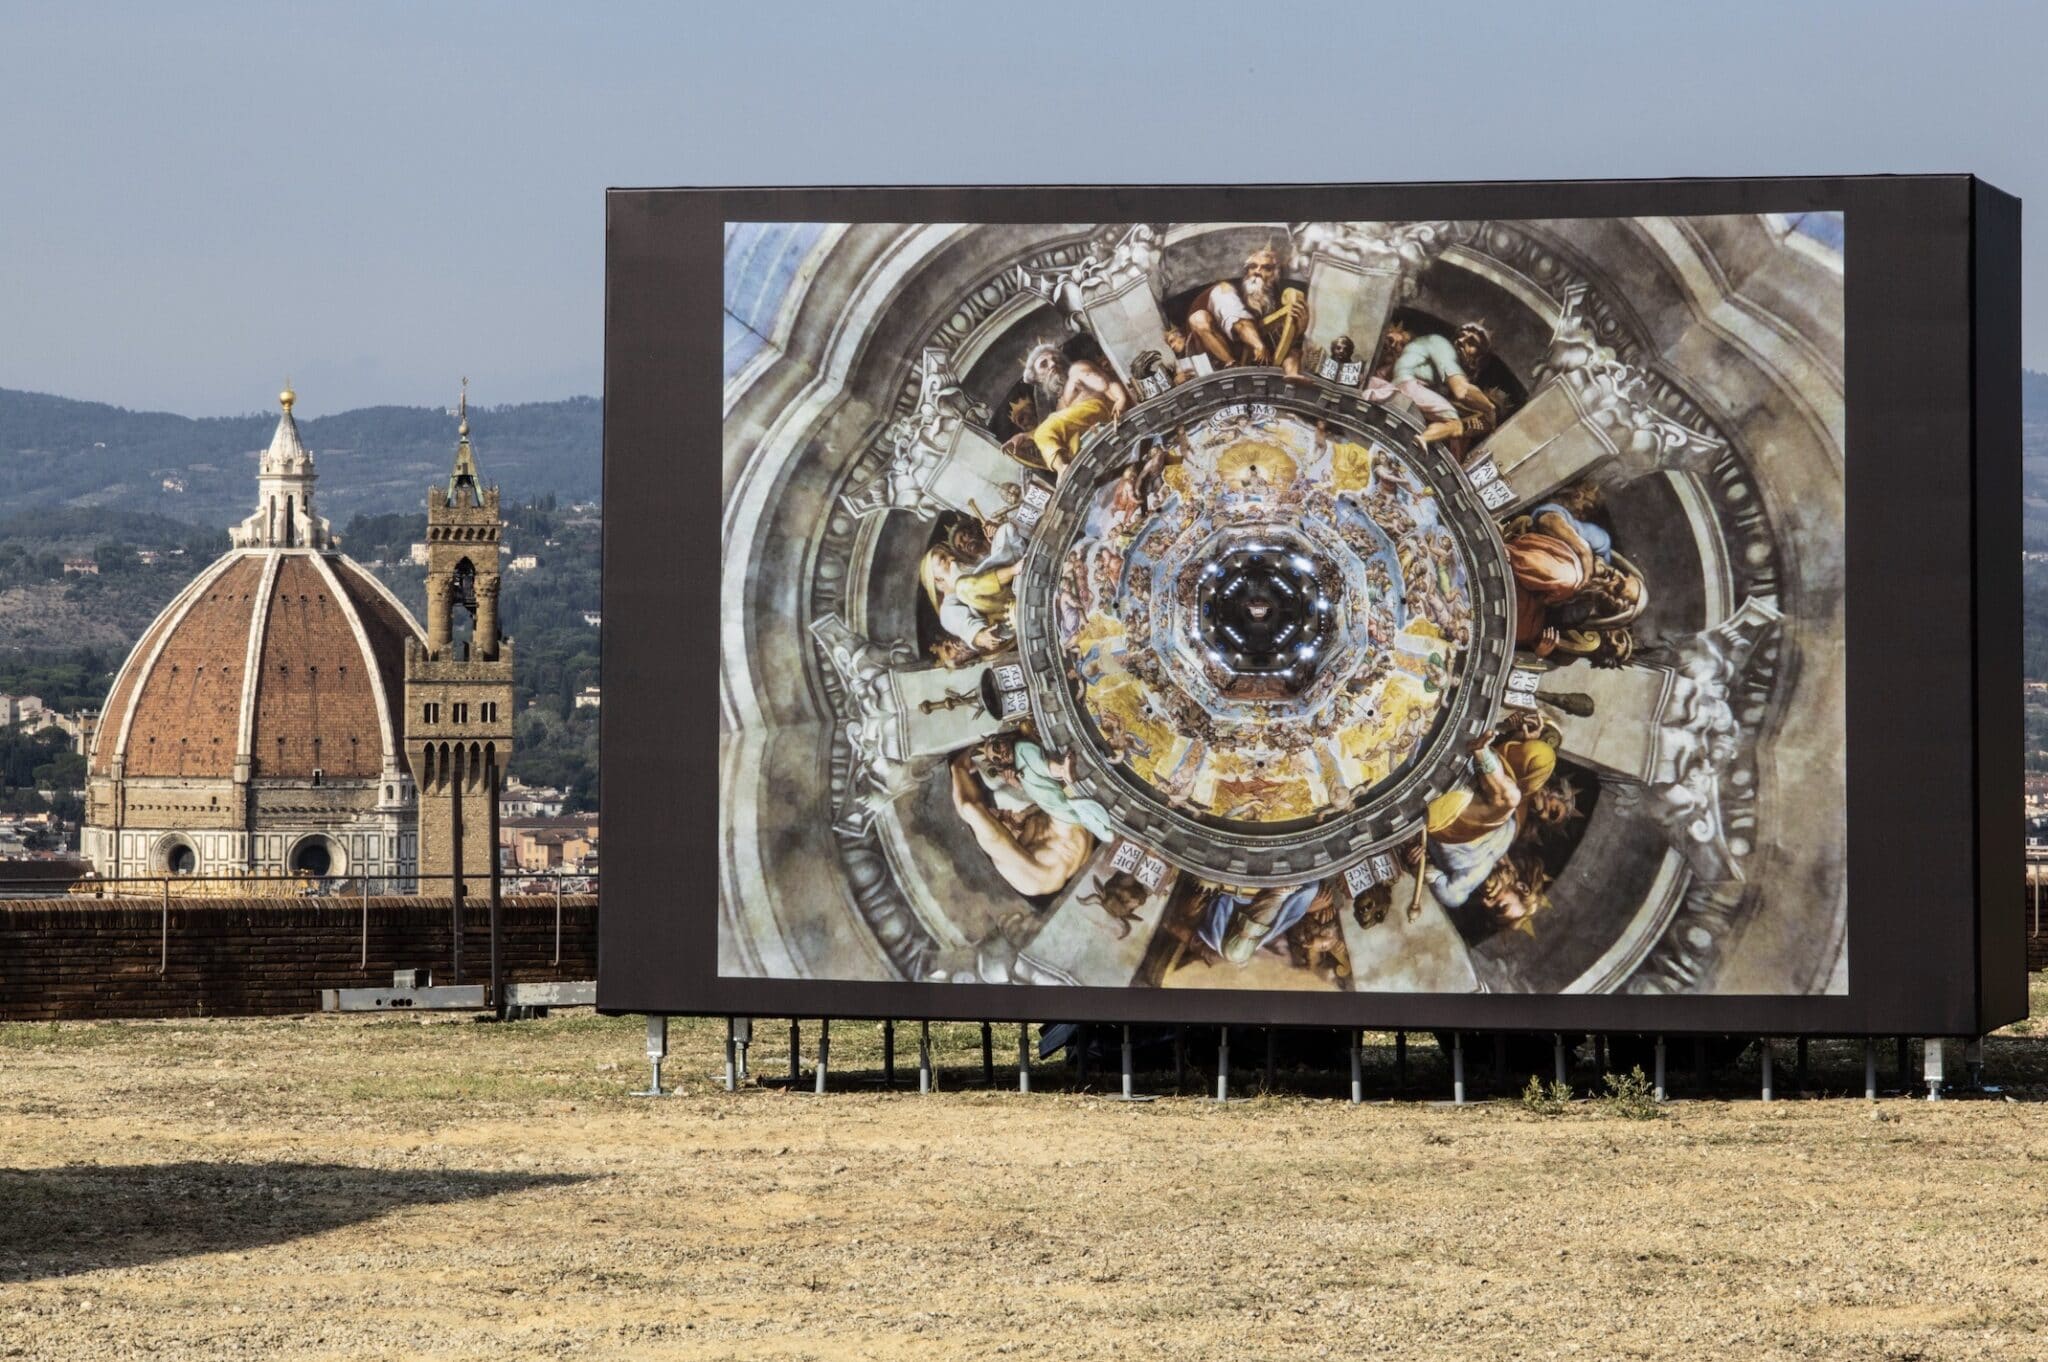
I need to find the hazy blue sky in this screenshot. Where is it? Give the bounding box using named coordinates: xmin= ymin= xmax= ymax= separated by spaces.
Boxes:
xmin=3 ymin=1 xmax=2040 ymax=417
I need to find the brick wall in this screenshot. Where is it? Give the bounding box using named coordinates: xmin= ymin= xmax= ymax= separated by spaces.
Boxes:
xmin=4 ymin=894 xmax=2033 ymax=1021
xmin=0 ymin=894 xmax=596 ymax=1021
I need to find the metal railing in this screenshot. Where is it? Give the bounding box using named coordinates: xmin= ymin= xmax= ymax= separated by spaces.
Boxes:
xmin=0 ymin=867 xmax=598 ymax=976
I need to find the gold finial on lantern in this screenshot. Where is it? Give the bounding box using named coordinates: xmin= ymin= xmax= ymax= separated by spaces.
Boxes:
xmin=280 ymin=378 xmax=296 ymax=412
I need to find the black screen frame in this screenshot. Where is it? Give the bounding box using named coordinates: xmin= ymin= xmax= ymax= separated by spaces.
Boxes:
xmin=600 ymin=176 xmax=2022 ymax=1038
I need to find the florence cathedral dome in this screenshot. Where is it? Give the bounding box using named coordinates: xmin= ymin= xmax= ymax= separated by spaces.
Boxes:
xmin=82 ymin=388 xmax=424 ymax=883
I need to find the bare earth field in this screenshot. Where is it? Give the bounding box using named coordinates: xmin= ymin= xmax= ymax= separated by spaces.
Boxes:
xmin=4 ymin=990 xmax=2047 ymax=1362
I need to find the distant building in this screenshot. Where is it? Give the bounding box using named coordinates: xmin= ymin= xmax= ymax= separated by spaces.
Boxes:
xmin=161 ymin=476 xmax=187 ymax=494
xmin=404 ymin=385 xmax=516 ymax=885
xmin=508 ymin=554 xmax=539 ymax=572
xmin=136 ymin=549 xmax=163 ymax=566
xmin=409 ymin=543 xmax=430 ymax=566
xmin=582 ymin=611 xmax=602 ymax=627
xmin=20 ymin=709 xmax=88 ymax=746
xmin=0 ymin=697 xmax=81 ymax=745
xmin=80 ymin=381 xmax=524 ymax=888
xmin=62 ymin=557 xmax=98 ymax=575
xmin=499 ymin=777 xmax=565 ymax=819
xmin=507 ymin=828 xmax=595 ymax=872
xmin=574 ymin=685 xmax=601 ymax=710
xmin=498 ymin=813 xmax=600 ymax=873
xmin=83 ymin=386 xmax=421 ymax=882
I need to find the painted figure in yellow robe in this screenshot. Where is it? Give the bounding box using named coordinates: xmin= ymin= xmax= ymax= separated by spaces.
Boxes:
xmin=1402 ymin=731 xmax=1568 ymax=931
xmin=921 ymin=520 xmax=1027 ymax=656
xmin=1003 ymin=343 xmax=1130 ymax=479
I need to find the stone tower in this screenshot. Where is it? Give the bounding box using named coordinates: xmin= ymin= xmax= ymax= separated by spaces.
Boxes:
xmin=404 ymin=384 xmax=515 ymax=884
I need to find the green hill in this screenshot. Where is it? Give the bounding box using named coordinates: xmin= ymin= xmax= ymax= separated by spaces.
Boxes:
xmin=0 ymin=387 xmax=599 ymax=529
xmin=0 ymin=386 xmax=605 ymax=810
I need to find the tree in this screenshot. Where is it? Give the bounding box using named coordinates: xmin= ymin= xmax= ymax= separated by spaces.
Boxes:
xmin=32 ymin=752 xmax=85 ymax=791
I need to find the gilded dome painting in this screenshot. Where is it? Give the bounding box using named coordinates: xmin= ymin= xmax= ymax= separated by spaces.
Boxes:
xmin=720 ymin=217 xmax=1846 ymax=997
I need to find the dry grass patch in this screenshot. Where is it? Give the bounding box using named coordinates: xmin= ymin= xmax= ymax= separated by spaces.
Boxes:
xmin=0 ymin=984 xmax=2043 ymax=1360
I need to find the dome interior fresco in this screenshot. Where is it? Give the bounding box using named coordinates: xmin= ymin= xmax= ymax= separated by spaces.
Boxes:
xmin=720 ymin=215 xmax=1847 ymax=999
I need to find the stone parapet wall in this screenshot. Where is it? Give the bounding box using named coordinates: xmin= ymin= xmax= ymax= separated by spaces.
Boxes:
xmin=0 ymin=894 xmax=596 ymax=1021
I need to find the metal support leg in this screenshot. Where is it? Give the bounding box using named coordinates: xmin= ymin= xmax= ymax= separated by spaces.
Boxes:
xmin=1075 ymin=1027 xmax=1090 ymax=1089
xmin=632 ymin=1015 xmax=669 ymax=1097
xmin=1215 ymin=1027 xmax=1230 ymax=1102
xmin=1553 ymin=1033 xmax=1568 ymax=1089
xmin=1653 ymin=1035 xmax=1667 ymax=1102
xmin=735 ymin=1018 xmax=751 ymax=1083
xmin=883 ymin=1020 xmax=896 ymax=1089
xmin=814 ymin=1019 xmax=829 ymax=1095
xmin=789 ymin=1020 xmax=801 ymax=1085
xmin=1594 ymin=1034 xmax=1607 ymax=1074
xmin=919 ymin=1021 xmax=932 ymax=1094
xmin=1760 ymin=1038 xmax=1773 ymax=1103
xmin=1120 ymin=1026 xmax=1134 ymax=1100
xmin=723 ymin=1018 xmax=737 ymax=1093
xmin=1966 ymin=1036 xmax=1985 ymax=1091
xmin=981 ymin=1022 xmax=995 ymax=1087
xmin=1349 ymin=1029 xmax=1363 ymax=1105
xmin=1452 ymin=1031 xmax=1466 ymax=1106
xmin=1923 ymin=1037 xmax=1945 ymax=1100
xmin=1395 ymin=1030 xmax=1407 ymax=1091
xmin=1864 ymin=1038 xmax=1878 ymax=1100
xmin=1018 ymin=1023 xmax=1031 ymax=1094
xmin=1263 ymin=1029 xmax=1277 ymax=1094
xmin=1173 ymin=1026 xmax=1187 ymax=1093
xmin=1896 ymin=1036 xmax=1910 ymax=1088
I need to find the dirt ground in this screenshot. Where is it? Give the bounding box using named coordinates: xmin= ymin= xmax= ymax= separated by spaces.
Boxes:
xmin=4 ymin=990 xmax=2047 ymax=1362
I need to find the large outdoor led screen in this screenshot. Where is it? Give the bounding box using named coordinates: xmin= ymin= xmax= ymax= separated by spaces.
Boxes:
xmin=602 ymin=178 xmax=2022 ymax=1036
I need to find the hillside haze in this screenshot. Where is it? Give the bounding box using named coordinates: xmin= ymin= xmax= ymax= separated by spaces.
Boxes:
xmin=0 ymin=387 xmax=600 ymax=529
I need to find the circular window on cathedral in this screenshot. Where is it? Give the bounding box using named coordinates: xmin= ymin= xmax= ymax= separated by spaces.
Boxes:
xmin=288 ymin=835 xmax=343 ymax=879
xmin=159 ymin=838 xmax=197 ymax=876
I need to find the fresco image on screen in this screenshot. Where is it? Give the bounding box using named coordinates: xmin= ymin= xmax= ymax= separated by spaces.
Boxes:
xmin=720 ymin=217 xmax=1846 ymax=996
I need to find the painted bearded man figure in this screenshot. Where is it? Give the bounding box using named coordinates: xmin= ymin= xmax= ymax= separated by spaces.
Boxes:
xmin=1002 ymin=343 xmax=1130 ymax=480
xmin=1502 ymin=494 xmax=1645 ymax=667
xmin=921 ymin=516 xmax=1030 ymax=661
xmin=1183 ymin=246 xmax=1308 ymax=377
xmin=1370 ymin=318 xmax=1499 ymax=448
xmin=947 ymin=738 xmax=1106 ymax=898
xmin=1405 ymin=727 xmax=1573 ymax=934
